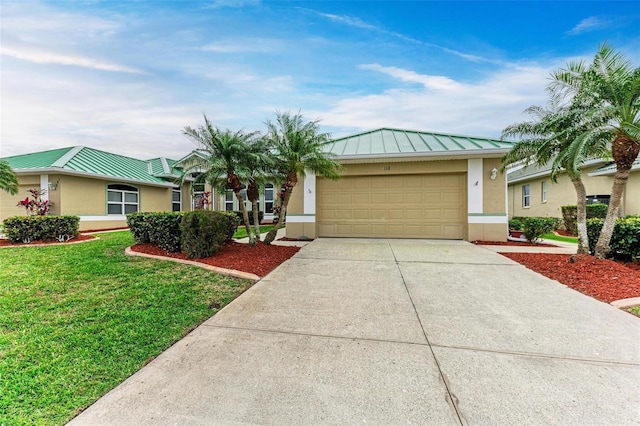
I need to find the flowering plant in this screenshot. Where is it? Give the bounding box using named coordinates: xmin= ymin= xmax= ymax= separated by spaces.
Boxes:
xmin=16 ymin=188 xmax=52 ymax=216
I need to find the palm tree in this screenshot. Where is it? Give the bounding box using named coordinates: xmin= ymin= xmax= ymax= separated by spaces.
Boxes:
xmin=0 ymin=160 xmax=19 ymax=195
xmin=243 ymin=137 xmax=274 ymax=239
xmin=262 ymin=111 xmax=342 ymax=244
xmin=551 ymin=43 xmax=640 ymax=259
xmin=502 ymin=99 xmax=602 ymax=254
xmin=182 ymin=115 xmax=261 ymax=246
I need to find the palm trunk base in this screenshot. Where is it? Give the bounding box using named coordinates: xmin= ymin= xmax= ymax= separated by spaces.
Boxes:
xmin=263 ymin=228 xmax=278 ymax=244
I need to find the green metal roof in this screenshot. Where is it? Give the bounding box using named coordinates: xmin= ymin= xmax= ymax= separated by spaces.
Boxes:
xmin=325 ymin=128 xmax=515 ymax=157
xmin=588 ymin=158 xmax=640 ymax=176
xmin=1 ymin=146 xmax=182 ymax=186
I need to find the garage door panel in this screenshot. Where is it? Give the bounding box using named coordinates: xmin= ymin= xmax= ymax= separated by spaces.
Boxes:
xmin=317 ymin=173 xmax=465 ymax=239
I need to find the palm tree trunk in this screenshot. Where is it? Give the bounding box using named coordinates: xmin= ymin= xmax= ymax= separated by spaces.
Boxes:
xmin=594 ymin=169 xmax=629 ymax=259
xmin=251 ymin=200 xmax=261 ymax=238
xmin=570 ymin=177 xmax=590 ymax=255
xmin=263 ymin=184 xmax=293 ymax=245
xmin=234 ymin=190 xmax=256 ymax=246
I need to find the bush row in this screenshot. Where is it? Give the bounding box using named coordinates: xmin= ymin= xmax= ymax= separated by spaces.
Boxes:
xmin=587 ymin=216 xmax=640 ymax=260
xmin=127 ymin=211 xmax=240 ymax=258
xmin=2 ymin=215 xmax=80 ymax=243
xmin=521 ymin=217 xmax=557 ymax=243
xmin=561 ymin=204 xmax=609 ymax=235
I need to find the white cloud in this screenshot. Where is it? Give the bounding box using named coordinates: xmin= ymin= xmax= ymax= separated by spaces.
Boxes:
xmin=201 ymin=38 xmax=282 ymax=53
xmin=311 ymin=64 xmax=553 ymax=138
xmin=311 ymin=11 xmax=378 ymax=31
xmin=568 ymin=17 xmax=610 ymax=35
xmin=1 ymin=43 xmax=145 ymax=74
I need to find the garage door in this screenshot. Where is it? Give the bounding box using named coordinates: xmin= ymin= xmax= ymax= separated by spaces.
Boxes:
xmin=317 ymin=174 xmax=465 ymax=239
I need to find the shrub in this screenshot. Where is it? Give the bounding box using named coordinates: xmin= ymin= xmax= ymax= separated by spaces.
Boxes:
xmin=180 ymin=211 xmax=231 ymax=259
xmin=2 ymin=216 xmax=79 ymax=243
xmin=219 ymin=211 xmax=241 ymax=242
xmin=561 ymin=203 xmax=609 ymax=236
xmin=587 ymin=216 xmax=640 ymax=260
xmin=522 ymin=217 xmax=556 ymax=243
xmin=233 ymin=210 xmax=264 ymax=225
xmin=561 ymin=205 xmax=577 ymax=235
xmin=587 ymin=203 xmax=608 ymax=219
xmin=508 ymin=218 xmax=523 ymax=230
xmin=146 ymin=212 xmax=184 ymax=252
xmin=126 ymin=212 xmax=152 ymax=244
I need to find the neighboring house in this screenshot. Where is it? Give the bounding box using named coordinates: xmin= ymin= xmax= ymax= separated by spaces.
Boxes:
xmin=507 ymin=158 xmax=640 ymax=219
xmin=1 ymin=128 xmax=516 ymax=241
xmin=283 ymin=128 xmax=515 ymax=242
xmin=0 ymin=146 xmax=192 ymax=231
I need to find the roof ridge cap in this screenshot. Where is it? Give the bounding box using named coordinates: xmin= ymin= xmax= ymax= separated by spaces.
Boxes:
xmin=51 ymin=146 xmax=85 ymax=168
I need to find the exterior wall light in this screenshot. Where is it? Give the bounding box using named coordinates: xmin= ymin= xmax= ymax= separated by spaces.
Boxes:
xmin=490 ymin=168 xmax=498 ymax=180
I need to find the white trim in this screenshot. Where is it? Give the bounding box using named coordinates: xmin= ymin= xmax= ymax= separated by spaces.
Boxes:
xmin=79 ymin=215 xmax=127 ymax=221
xmin=15 ymin=168 xmax=176 ymax=188
xmin=286 ymin=215 xmax=316 ymax=223
xmin=303 ymin=171 xmax=316 ymax=215
xmin=467 ymin=215 xmax=508 ymax=224
xmin=51 ymin=146 xmax=84 ymax=168
xmin=467 ymin=159 xmax=483 ymax=213
xmin=40 ymin=175 xmax=49 ymax=201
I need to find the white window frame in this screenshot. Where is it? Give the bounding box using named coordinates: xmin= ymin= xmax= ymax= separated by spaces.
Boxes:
xmin=264 ymin=183 xmax=274 ymax=214
xmin=541 ymin=181 xmax=547 ymax=203
xmin=172 ymin=188 xmax=181 ymax=212
xmin=225 ymin=190 xmax=234 ymax=211
xmin=191 ymin=181 xmax=206 ymax=210
xmin=522 ymin=184 xmax=530 ymax=208
xmin=107 ymin=184 xmax=139 ymax=215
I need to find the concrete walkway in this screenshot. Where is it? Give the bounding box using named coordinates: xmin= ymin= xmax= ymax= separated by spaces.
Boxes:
xmin=69 ymin=239 xmax=640 ymax=425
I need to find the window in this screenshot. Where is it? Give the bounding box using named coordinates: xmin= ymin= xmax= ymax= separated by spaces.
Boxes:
xmin=172 ymin=188 xmax=181 ymax=212
xmin=225 ymin=190 xmax=234 ymax=211
xmin=541 ymin=181 xmax=547 ymax=203
xmin=107 ymin=184 xmax=138 ymax=215
xmin=587 ymin=195 xmax=610 ymax=205
xmin=522 ymin=184 xmax=530 ymax=208
xmin=264 ymin=184 xmax=274 ymax=214
xmin=191 ymin=177 xmax=206 ymax=210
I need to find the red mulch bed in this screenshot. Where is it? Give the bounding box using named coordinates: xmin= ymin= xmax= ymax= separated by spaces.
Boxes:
xmin=554 ymin=229 xmax=575 ymax=237
xmin=131 ymin=241 xmax=300 ymax=277
xmin=502 ymin=253 xmax=640 ymax=303
xmin=0 ymin=234 xmax=97 ymax=247
xmin=472 ymin=240 xmax=557 ymax=247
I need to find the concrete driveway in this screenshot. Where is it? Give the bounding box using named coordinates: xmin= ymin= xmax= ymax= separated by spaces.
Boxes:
xmin=70 ymin=238 xmax=640 ymax=425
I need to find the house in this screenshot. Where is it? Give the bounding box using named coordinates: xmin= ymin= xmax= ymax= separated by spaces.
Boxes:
xmin=1 ymin=128 xmax=516 ymax=241
xmin=281 ymin=128 xmax=515 ymax=241
xmin=507 ymin=158 xmax=640 ymax=219
xmin=0 ymin=146 xmax=192 ymax=231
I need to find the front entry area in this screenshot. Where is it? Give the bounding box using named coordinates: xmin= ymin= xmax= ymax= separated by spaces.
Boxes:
xmin=316 ymin=173 xmax=466 ymax=239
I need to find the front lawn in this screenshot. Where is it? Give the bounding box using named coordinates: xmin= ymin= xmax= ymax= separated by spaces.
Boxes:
xmin=0 ymin=232 xmax=252 ymax=425
xmin=542 ymin=232 xmax=579 ymax=244
xmin=233 ymin=224 xmax=276 ymax=240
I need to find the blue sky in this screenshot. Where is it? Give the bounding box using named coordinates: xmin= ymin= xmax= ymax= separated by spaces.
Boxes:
xmin=1 ymin=0 xmax=638 ymax=160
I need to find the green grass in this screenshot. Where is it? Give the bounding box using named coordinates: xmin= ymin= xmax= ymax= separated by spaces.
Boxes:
xmin=233 ymin=224 xmax=277 ymax=239
xmin=542 ymin=232 xmax=579 ymax=244
xmin=629 ymin=306 xmax=640 ymax=317
xmin=0 ymin=232 xmax=252 ymax=425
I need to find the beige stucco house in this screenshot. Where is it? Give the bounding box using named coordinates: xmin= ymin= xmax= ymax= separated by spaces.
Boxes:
xmin=2 ymin=128 xmax=516 ymax=241
xmin=507 ymin=158 xmax=640 ymax=219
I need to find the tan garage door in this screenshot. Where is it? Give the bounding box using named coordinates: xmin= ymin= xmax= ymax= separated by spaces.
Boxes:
xmin=317 ymin=174 xmax=465 ymax=239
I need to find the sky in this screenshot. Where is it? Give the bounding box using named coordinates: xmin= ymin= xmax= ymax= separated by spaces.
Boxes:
xmin=1 ymin=0 xmax=639 ymax=160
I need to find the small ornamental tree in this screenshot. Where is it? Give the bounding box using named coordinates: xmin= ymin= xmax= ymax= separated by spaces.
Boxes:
xmin=16 ymin=189 xmax=52 ymax=216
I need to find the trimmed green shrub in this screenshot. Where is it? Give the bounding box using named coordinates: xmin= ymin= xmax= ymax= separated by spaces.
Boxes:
xmin=587 ymin=216 xmax=640 ymax=260
xmin=587 ymin=203 xmax=609 ymax=219
xmin=219 ymin=211 xmax=241 ymax=242
xmin=180 ymin=211 xmax=230 ymax=259
xmin=146 ymin=212 xmax=184 ymax=252
xmin=522 ymin=217 xmax=557 ymax=243
xmin=561 ymin=203 xmax=609 ymax=236
xmin=561 ymin=205 xmax=577 ymax=235
xmin=508 ymin=218 xmax=523 ymax=230
xmin=126 ymin=212 xmax=152 ymax=244
xmin=233 ymin=210 xmax=264 ymax=225
xmin=3 ymin=215 xmax=80 ymax=243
